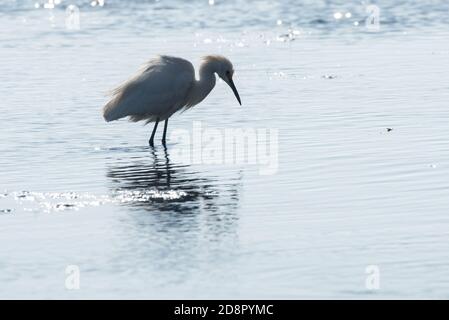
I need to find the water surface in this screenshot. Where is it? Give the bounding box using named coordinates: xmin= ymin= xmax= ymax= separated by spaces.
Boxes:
xmin=1 ymin=0 xmax=449 ymax=298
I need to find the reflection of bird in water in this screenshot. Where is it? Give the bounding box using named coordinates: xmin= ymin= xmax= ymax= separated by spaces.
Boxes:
xmin=103 ymin=55 xmax=242 ymax=146
xmin=106 ymin=147 xmax=243 ymax=274
xmin=106 ymin=147 xmax=241 ymax=216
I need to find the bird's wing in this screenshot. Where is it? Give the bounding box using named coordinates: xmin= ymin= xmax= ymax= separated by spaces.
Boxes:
xmin=103 ymin=56 xmax=195 ymax=122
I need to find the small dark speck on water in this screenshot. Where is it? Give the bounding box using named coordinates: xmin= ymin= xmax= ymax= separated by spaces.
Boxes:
xmin=322 ymin=74 xmax=337 ymax=79
xmin=311 ymin=18 xmax=328 ymax=24
xmin=17 ymin=191 xmax=30 ymax=198
xmin=56 ymin=203 xmax=76 ymax=209
xmin=387 ymin=128 xmax=393 ymax=132
xmin=0 ymin=209 xmax=12 ymax=214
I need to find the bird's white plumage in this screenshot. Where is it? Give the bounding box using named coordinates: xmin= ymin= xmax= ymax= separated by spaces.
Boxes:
xmin=103 ymin=55 xmax=195 ymax=123
xmin=103 ymin=53 xmax=240 ymax=146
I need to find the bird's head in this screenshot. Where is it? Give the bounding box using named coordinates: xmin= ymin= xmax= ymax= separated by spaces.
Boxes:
xmin=202 ymin=55 xmax=241 ymax=105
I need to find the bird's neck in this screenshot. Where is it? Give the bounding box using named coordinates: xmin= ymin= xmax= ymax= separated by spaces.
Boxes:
xmin=187 ymin=62 xmax=216 ymax=107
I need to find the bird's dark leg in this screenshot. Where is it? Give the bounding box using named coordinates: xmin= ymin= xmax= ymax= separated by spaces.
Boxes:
xmin=162 ymin=119 xmax=168 ymax=146
xmin=149 ymin=118 xmax=159 ymax=147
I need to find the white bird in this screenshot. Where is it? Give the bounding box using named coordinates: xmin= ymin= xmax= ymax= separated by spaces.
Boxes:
xmin=103 ymin=55 xmax=241 ymax=146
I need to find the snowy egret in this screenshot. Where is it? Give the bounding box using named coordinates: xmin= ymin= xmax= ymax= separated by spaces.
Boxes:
xmin=103 ymin=55 xmax=241 ymax=146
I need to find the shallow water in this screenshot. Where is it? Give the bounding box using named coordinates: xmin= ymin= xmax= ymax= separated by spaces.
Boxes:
xmin=1 ymin=0 xmax=449 ymax=298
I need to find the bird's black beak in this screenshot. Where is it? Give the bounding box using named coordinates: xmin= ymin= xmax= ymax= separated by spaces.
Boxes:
xmin=227 ymin=77 xmax=241 ymax=105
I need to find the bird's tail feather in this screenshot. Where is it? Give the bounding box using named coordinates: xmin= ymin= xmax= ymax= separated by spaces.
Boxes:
xmin=103 ymin=99 xmax=158 ymax=123
xmin=103 ymin=97 xmax=123 ymax=122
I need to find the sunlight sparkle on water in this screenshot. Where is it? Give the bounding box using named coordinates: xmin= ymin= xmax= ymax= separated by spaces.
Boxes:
xmin=333 ymin=12 xmax=343 ymax=20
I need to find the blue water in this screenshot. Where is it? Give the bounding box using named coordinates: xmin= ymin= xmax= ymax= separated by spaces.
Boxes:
xmin=1 ymin=0 xmax=449 ymax=298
